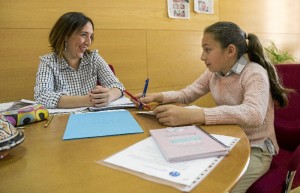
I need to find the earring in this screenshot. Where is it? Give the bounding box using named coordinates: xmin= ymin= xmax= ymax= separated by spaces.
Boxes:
xmin=64 ymin=41 xmax=67 ymax=51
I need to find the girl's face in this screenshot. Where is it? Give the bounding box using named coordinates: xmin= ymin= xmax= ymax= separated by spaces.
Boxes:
xmin=64 ymin=22 xmax=94 ymax=61
xmin=201 ymin=33 xmax=233 ymax=75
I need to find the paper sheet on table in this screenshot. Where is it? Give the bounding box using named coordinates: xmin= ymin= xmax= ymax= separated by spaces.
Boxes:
xmin=99 ymin=134 xmax=239 ymax=192
xmin=63 ymin=109 xmax=143 ymax=140
xmin=89 ymin=96 xmax=135 ymax=111
xmin=47 ymin=107 xmax=88 ymax=114
xmin=136 ymin=105 xmax=200 ymax=115
xmin=48 ymin=97 xmax=134 ymax=114
xmin=0 ymin=99 xmax=36 ymax=113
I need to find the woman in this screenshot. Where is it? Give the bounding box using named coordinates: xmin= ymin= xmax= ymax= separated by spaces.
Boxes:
xmin=34 ymin=12 xmax=124 ymax=109
xmin=135 ymin=21 xmax=292 ymax=192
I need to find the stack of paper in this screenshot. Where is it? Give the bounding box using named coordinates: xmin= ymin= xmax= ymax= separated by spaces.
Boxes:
xmin=89 ymin=96 xmax=135 ymax=111
xmin=100 ymin=134 xmax=239 ymax=192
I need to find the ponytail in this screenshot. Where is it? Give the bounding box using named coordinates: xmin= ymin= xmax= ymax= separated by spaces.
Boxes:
xmin=247 ymin=33 xmax=292 ymax=107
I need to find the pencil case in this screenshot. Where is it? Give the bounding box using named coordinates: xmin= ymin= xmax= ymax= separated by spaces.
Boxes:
xmin=2 ymin=104 xmax=49 ymax=126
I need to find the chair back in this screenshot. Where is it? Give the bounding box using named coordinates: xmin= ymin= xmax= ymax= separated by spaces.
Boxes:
xmin=274 ymin=64 xmax=300 ymax=151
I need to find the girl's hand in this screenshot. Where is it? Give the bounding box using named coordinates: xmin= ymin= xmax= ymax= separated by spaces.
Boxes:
xmin=136 ymin=93 xmax=163 ymax=104
xmin=153 ymin=104 xmax=205 ymax=126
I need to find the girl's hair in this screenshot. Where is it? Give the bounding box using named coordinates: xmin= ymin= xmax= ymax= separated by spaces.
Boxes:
xmin=49 ymin=12 xmax=94 ymax=58
xmin=204 ymin=21 xmax=292 ymax=107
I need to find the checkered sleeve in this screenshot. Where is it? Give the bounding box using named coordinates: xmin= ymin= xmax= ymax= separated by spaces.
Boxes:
xmin=34 ymin=56 xmax=67 ymax=109
xmin=92 ymin=50 xmax=125 ymax=91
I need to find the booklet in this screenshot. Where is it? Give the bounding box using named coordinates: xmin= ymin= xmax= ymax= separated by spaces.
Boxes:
xmin=149 ymin=125 xmax=230 ymax=162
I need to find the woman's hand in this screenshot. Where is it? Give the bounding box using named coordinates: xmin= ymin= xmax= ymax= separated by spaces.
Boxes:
xmin=153 ymin=104 xmax=205 ymax=126
xmin=89 ymin=86 xmax=121 ymax=107
xmin=89 ymin=86 xmax=110 ymax=107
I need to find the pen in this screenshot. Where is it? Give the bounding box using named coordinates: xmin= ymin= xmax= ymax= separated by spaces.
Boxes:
xmin=124 ymin=90 xmax=150 ymax=110
xmin=44 ymin=115 xmax=54 ymax=128
xmin=139 ymin=78 xmax=149 ymax=110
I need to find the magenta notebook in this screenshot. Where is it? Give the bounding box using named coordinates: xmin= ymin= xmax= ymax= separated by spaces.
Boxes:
xmin=149 ymin=125 xmax=230 ymax=162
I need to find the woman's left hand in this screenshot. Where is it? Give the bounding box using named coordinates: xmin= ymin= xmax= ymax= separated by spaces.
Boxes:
xmin=89 ymin=86 xmax=110 ymax=107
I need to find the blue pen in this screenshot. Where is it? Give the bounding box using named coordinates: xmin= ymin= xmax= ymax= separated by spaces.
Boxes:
xmin=139 ymin=78 xmax=149 ymax=110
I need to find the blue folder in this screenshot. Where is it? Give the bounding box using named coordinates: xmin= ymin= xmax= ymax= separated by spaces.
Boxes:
xmin=63 ymin=110 xmax=143 ymax=140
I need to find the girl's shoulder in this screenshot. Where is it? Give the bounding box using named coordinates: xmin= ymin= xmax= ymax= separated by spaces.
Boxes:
xmin=244 ymin=61 xmax=268 ymax=75
xmin=241 ymin=62 xmax=269 ymax=83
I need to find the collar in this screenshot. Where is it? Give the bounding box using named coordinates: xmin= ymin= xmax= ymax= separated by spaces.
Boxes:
xmin=216 ymin=56 xmax=248 ymax=77
xmin=58 ymin=53 xmax=90 ymax=70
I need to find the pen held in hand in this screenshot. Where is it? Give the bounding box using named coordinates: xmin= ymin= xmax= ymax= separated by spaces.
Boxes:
xmin=44 ymin=115 xmax=54 ymax=128
xmin=139 ymin=78 xmax=149 ymax=110
xmin=124 ymin=90 xmax=150 ymax=110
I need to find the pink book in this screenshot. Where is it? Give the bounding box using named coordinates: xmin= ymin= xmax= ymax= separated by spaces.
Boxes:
xmin=149 ymin=125 xmax=230 ymax=162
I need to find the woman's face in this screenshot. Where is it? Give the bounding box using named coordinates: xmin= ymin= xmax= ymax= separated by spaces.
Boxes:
xmin=201 ymin=33 xmax=232 ymax=75
xmin=64 ymin=22 xmax=94 ymax=60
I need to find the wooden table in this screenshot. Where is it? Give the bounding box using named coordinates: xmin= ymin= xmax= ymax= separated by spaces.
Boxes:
xmin=0 ymin=109 xmax=250 ymax=193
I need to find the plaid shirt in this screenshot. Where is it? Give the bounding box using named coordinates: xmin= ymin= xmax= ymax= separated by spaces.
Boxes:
xmin=34 ymin=50 xmax=124 ymax=108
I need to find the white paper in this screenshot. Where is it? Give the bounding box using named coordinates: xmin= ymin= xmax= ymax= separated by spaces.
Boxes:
xmin=0 ymin=99 xmax=36 ymax=113
xmin=48 ymin=107 xmax=88 ymax=114
xmin=194 ymin=0 xmax=214 ymax=14
xmin=89 ymin=96 xmax=135 ymax=111
xmin=100 ymin=134 xmax=239 ymax=192
xmin=136 ymin=111 xmax=155 ymax=115
xmin=136 ymin=105 xmax=200 ymax=116
xmin=47 ymin=97 xmax=134 ymax=114
xmin=167 ymin=0 xmax=190 ymax=19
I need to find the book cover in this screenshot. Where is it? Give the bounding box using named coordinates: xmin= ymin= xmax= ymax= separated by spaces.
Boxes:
xmin=149 ymin=125 xmax=230 ymax=162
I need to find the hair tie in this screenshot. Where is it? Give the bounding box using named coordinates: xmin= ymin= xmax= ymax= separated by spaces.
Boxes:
xmin=245 ymin=32 xmax=248 ymax=39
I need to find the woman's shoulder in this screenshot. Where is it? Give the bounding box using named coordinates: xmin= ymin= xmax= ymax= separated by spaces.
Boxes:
xmin=86 ymin=49 xmax=100 ymax=57
xmin=85 ymin=49 xmax=107 ymax=64
xmin=39 ymin=53 xmax=59 ymax=64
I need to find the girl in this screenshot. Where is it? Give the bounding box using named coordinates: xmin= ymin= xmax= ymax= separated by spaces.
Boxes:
xmin=136 ymin=21 xmax=292 ymax=192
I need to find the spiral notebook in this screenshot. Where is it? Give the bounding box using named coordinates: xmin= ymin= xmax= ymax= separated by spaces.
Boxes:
xmin=149 ymin=125 xmax=229 ymax=162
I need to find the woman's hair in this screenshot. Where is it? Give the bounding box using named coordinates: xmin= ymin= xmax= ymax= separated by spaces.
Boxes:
xmin=204 ymin=21 xmax=293 ymax=107
xmin=49 ymin=12 xmax=94 ymax=58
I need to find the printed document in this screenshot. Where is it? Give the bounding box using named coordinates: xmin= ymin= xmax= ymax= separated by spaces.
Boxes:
xmin=99 ymin=134 xmax=239 ymax=192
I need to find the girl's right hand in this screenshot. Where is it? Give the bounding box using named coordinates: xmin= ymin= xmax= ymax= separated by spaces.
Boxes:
xmin=135 ymin=93 xmax=163 ymax=104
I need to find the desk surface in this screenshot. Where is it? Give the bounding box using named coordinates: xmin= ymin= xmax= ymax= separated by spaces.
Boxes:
xmin=0 ymin=109 xmax=250 ymax=193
